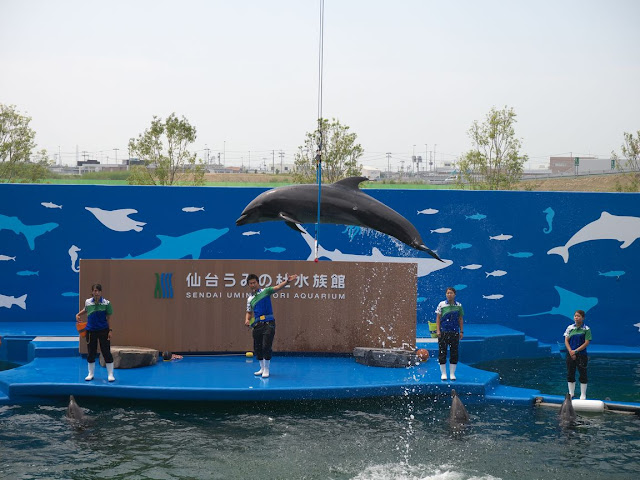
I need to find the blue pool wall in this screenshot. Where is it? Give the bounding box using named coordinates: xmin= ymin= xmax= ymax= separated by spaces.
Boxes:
xmin=0 ymin=183 xmax=638 ymax=347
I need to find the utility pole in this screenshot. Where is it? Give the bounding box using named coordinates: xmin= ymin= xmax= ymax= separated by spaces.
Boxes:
xmin=386 ymin=152 xmax=391 ymax=174
xmin=114 ymin=148 xmax=119 ymax=165
xmin=412 ymin=145 xmax=416 ymax=174
xmin=223 ymin=141 xmax=226 ymax=166
xmin=434 ymin=144 xmax=437 ymax=170
xmin=272 ymin=150 xmax=275 ymax=172
xmin=205 ymin=145 xmax=210 ymax=164
xmin=279 ymin=150 xmax=284 ymax=172
xmin=425 ymin=144 xmax=428 ymax=172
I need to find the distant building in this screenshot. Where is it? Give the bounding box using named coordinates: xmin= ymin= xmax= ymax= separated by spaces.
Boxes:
xmin=550 ymin=156 xmax=616 ymax=174
xmin=361 ymin=166 xmax=381 ymax=181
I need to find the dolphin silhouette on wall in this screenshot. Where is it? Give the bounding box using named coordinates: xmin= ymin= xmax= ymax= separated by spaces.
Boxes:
xmin=547 ymin=212 xmax=640 ymax=263
xmin=236 ymin=176 xmax=441 ymax=260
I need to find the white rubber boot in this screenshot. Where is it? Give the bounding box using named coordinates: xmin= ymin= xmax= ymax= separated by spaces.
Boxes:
xmin=262 ymin=359 xmax=270 ymax=378
xmin=254 ymin=359 xmax=265 ymax=376
xmin=450 ymin=363 xmax=457 ymax=381
xmin=106 ymin=362 xmax=115 ymax=382
xmin=440 ymin=363 xmax=447 ymax=381
xmin=85 ymin=362 xmax=95 ymax=381
xmin=568 ymin=382 xmax=575 ymax=398
xmin=580 ymin=383 xmax=587 ymax=400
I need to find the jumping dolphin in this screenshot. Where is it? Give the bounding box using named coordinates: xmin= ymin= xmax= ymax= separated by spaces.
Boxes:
xmin=66 ymin=395 xmax=85 ymax=421
xmin=547 ymin=212 xmax=640 ymax=263
xmin=558 ymin=393 xmax=576 ymax=426
xmin=236 ymin=177 xmax=441 ymax=260
xmin=449 ymin=389 xmax=470 ymax=430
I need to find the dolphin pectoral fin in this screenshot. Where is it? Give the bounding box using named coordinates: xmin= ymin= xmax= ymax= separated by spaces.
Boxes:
xmin=279 ymin=212 xmax=303 ymax=228
xmin=285 ymin=221 xmax=304 ymax=233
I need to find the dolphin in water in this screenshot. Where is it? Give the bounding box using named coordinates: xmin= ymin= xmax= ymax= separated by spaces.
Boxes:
xmin=558 ymin=393 xmax=576 ymax=426
xmin=0 ymin=213 xmax=58 ymax=250
xmin=449 ymin=389 xmax=470 ymax=430
xmin=547 ymin=212 xmax=640 ymax=263
xmin=66 ymin=395 xmax=85 ymax=421
xmin=236 ymin=177 xmax=441 ymax=260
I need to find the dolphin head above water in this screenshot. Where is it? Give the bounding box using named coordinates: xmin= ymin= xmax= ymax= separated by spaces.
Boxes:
xmin=66 ymin=395 xmax=85 ymax=421
xmin=449 ymin=389 xmax=470 ymax=429
xmin=236 ymin=177 xmax=441 ymax=260
xmin=558 ymin=393 xmax=576 ymax=425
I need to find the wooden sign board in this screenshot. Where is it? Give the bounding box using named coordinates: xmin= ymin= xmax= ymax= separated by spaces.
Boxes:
xmin=79 ymin=259 xmax=417 ymax=354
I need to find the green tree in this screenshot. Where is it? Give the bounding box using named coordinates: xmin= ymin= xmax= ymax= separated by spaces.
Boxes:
xmin=127 ymin=113 xmax=205 ymax=186
xmin=0 ymin=104 xmax=37 ymax=182
xmin=457 ymin=106 xmax=528 ymax=190
xmin=293 ymin=118 xmax=363 ymax=184
xmin=611 ymin=130 xmax=640 ymax=172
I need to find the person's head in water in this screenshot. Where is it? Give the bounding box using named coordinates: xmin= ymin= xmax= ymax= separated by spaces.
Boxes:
xmin=247 ymin=274 xmax=260 ymax=293
xmin=574 ymin=310 xmax=585 ymax=326
xmin=445 ymin=287 xmax=457 ymax=304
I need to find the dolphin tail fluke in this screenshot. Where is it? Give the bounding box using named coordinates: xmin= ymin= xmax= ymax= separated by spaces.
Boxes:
xmin=547 ymin=246 xmax=569 ymax=263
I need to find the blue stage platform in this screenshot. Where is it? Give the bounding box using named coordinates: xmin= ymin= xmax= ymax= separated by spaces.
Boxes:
xmin=1 ymin=323 xmax=639 ymax=407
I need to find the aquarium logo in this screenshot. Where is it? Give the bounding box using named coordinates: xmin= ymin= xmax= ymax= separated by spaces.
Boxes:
xmin=154 ymin=272 xmax=174 ymax=299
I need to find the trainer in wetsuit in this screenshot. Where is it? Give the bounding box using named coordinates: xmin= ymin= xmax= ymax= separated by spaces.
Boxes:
xmin=245 ymin=273 xmax=297 ymax=378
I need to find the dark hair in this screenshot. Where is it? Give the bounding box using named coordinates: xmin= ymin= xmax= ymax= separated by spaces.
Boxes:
xmin=575 ymin=309 xmax=585 ymax=318
xmin=91 ymin=283 xmax=103 ymax=291
xmin=446 ymin=286 xmax=456 ymax=294
xmin=247 ymin=274 xmax=259 ymax=282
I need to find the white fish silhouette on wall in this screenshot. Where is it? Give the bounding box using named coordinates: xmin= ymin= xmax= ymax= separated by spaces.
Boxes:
xmin=548 ymin=212 xmax=640 ymax=263
xmin=69 ymin=245 xmax=81 ymax=272
xmin=460 ymin=264 xmax=482 ymax=270
xmin=417 ymin=208 xmax=439 ymax=215
xmin=182 ymin=207 xmax=204 ymax=213
xmin=485 ymin=270 xmax=507 ymax=278
xmin=41 ymin=202 xmax=62 ymax=209
xmin=85 ymin=207 xmax=146 ymax=232
xmin=0 ymin=255 xmax=16 ymax=261
xmin=489 ymin=234 xmax=513 ymax=241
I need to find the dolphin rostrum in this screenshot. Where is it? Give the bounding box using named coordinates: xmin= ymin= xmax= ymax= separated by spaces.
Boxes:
xmin=558 ymin=393 xmax=576 ymax=426
xmin=66 ymin=395 xmax=85 ymax=421
xmin=236 ymin=177 xmax=441 ymax=260
xmin=449 ymin=389 xmax=470 ymax=430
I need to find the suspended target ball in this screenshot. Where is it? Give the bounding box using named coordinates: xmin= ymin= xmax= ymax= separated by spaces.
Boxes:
xmin=416 ymin=349 xmax=430 ymax=362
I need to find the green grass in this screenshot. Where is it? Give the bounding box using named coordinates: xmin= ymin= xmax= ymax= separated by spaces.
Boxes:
xmin=35 ymin=178 xmax=461 ymax=189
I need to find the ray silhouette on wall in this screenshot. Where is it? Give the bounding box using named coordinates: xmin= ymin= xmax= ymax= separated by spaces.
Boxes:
xmin=547 ymin=212 xmax=640 ymax=263
xmin=518 ymin=286 xmax=598 ymax=320
xmin=120 ymin=228 xmax=229 ymax=259
xmin=297 ymin=225 xmax=452 ymax=277
xmin=0 ymin=213 xmax=58 ymax=250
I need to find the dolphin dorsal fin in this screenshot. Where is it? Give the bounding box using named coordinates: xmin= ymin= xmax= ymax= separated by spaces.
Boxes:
xmin=333 ymin=176 xmax=368 ymax=190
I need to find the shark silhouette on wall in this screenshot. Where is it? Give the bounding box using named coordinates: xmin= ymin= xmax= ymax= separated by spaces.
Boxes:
xmin=236 ymin=176 xmax=441 ymax=260
xmin=122 ymin=228 xmax=229 ymax=259
xmin=297 ymin=226 xmax=452 ymax=277
xmin=0 ymin=214 xmax=58 ymax=250
xmin=518 ymin=286 xmax=598 ymax=320
xmin=548 ymin=212 xmax=640 ymax=263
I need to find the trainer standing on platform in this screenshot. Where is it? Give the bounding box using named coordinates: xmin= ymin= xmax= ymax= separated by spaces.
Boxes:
xmin=245 ymin=273 xmax=298 ymax=378
xmin=76 ymin=283 xmax=115 ymax=382
xmin=435 ymin=286 xmax=464 ymax=381
xmin=564 ymin=309 xmax=591 ymax=400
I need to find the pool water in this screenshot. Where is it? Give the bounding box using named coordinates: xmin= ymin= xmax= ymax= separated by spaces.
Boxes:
xmin=474 ymin=356 xmax=640 ymax=403
xmin=1 ymin=392 xmax=639 ymax=480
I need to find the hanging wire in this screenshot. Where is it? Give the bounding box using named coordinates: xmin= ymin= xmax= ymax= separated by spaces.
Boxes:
xmin=314 ymin=0 xmax=325 ymax=262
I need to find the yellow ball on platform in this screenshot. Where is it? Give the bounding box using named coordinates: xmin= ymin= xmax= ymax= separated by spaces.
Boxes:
xmin=246 ymin=351 xmax=254 ymax=357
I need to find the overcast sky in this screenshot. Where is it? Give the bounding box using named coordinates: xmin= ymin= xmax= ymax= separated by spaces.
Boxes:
xmin=1 ymin=0 xmax=638 ymax=170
